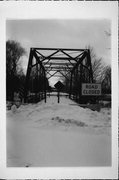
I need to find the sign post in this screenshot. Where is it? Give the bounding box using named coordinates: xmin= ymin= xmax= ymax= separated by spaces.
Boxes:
xmin=54 ymin=81 xmax=65 ymax=103
xmin=57 ymin=90 xmax=60 ymax=103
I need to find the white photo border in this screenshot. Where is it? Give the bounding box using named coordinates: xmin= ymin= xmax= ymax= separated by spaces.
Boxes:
xmin=0 ymin=1 xmax=118 ymax=179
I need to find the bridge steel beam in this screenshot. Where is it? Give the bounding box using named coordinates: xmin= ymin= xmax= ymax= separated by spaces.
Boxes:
xmin=24 ymin=48 xmax=93 ymax=104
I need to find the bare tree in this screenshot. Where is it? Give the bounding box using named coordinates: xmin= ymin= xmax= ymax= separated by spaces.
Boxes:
xmin=87 ymin=46 xmax=105 ymax=83
xmin=101 ymin=66 xmax=111 ymax=94
xmin=6 ymin=40 xmax=26 ymax=101
xmin=6 ymin=40 xmax=26 ymax=76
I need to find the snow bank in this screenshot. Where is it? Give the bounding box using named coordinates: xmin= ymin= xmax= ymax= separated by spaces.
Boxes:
xmin=7 ymin=96 xmax=111 ymax=167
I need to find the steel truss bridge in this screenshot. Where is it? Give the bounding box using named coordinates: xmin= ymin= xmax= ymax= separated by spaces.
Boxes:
xmin=24 ymin=48 xmax=93 ymax=103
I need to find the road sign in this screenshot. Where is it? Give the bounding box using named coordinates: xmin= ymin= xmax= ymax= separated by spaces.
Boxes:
xmin=54 ymin=81 xmax=64 ymax=91
xmin=82 ymin=83 xmax=101 ymax=96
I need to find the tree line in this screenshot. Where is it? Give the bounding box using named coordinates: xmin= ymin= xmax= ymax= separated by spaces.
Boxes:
xmin=6 ymin=40 xmax=26 ymax=101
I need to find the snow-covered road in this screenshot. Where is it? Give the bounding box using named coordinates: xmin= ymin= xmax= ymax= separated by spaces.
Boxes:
xmin=7 ymin=96 xmax=111 ymax=167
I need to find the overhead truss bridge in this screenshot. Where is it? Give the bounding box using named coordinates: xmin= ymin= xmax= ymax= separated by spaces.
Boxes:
xmin=24 ymin=48 xmax=93 ymax=103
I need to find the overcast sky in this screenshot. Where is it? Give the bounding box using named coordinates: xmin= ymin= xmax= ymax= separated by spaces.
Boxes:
xmin=6 ymin=19 xmax=111 ymax=86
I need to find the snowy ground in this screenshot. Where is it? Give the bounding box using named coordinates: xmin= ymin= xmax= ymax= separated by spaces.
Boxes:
xmin=7 ymin=95 xmax=111 ymax=167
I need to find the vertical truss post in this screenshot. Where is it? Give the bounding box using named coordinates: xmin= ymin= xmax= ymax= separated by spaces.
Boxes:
xmin=24 ymin=48 xmax=34 ymax=103
xmin=44 ymin=70 xmax=47 ymax=103
xmin=39 ymin=65 xmax=42 ymax=100
xmin=75 ymin=67 xmax=78 ymax=101
xmin=41 ymin=68 xmax=43 ymax=99
xmin=77 ymin=65 xmax=80 ymax=102
xmin=87 ymin=49 xmax=93 ymax=83
xmin=69 ymin=71 xmax=73 ymax=98
xmin=35 ymin=59 xmax=38 ymax=102
xmin=79 ymin=64 xmax=82 ymax=99
xmin=37 ymin=63 xmax=39 ymax=100
xmin=73 ymin=72 xmax=75 ymax=99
